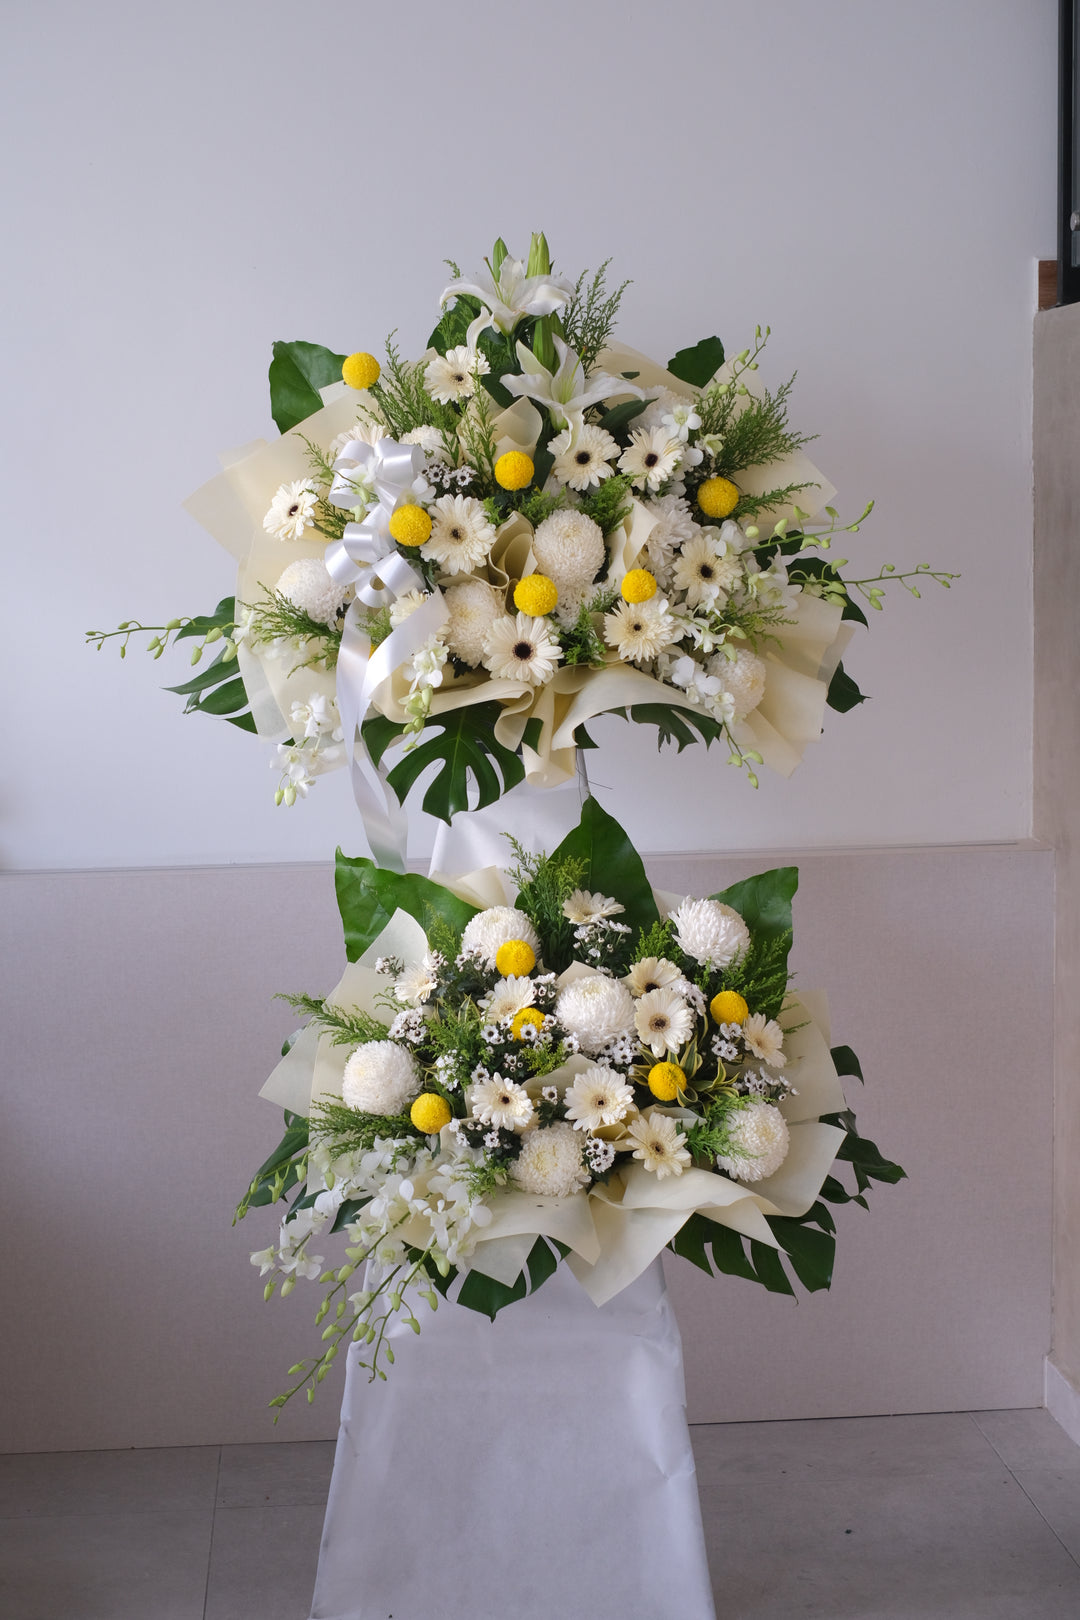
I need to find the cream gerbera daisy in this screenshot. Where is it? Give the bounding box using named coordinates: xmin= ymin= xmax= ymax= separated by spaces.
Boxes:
xmin=483 ymin=613 xmax=563 ymax=685
xmin=563 ymin=1067 xmax=635 ymax=1132
xmin=421 ymin=494 xmax=496 ymax=575
xmin=626 ymin=1109 xmax=692 ymax=1179
xmin=741 ymin=1012 xmax=787 ymax=1068
xmin=634 ymin=986 xmax=694 ymax=1057
xmin=424 ymin=345 xmax=490 ymax=404
xmin=394 ymin=954 xmax=441 ymax=1006
xmin=603 ymin=598 xmax=682 ymax=665
xmin=672 ymin=534 xmax=743 ymax=609
xmin=618 ymin=427 xmax=683 ymax=492
xmin=327 ymin=421 xmax=391 ymax=460
xmin=550 ymin=423 xmax=619 ymax=490
xmin=623 ymin=956 xmax=682 ymax=997
xmin=480 ymin=975 xmax=536 ymax=1022
xmin=466 ymin=1074 xmax=535 ymax=1132
xmin=562 ymin=889 xmax=625 ymax=924
xmin=263 ymin=478 xmax=319 ymax=542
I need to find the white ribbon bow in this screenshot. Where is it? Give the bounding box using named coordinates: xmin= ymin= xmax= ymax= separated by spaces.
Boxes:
xmin=324 ymin=438 xmax=428 ymax=606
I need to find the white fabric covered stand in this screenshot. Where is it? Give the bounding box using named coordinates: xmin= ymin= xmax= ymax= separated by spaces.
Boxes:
xmin=309 ymin=1256 xmax=716 ymax=1620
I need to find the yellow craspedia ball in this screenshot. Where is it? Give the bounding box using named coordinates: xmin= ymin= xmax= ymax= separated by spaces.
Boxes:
xmin=621 ymin=568 xmax=658 ymax=604
xmin=495 ymin=939 xmax=537 ymax=977
xmin=711 ymin=990 xmax=749 ymax=1026
xmin=342 ymin=351 xmax=381 ymax=391
xmin=648 ymin=1062 xmax=685 ymax=1102
xmin=511 ymin=1007 xmax=545 ymax=1040
xmin=410 ymin=1093 xmax=453 ymax=1135
xmin=388 ymin=504 xmax=432 ymax=547
xmin=495 ymin=451 xmax=534 ymax=491
xmin=697 ymin=476 xmax=740 ymax=519
xmin=514 ymin=574 xmax=559 ymax=616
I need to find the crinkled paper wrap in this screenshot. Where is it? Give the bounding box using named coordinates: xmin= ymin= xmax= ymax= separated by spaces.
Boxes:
xmin=184 ymin=373 xmax=851 ymax=794
xmin=260 ymin=904 xmax=847 ymax=1308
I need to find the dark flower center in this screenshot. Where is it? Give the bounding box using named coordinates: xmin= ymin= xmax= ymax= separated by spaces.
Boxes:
xmin=453 ymin=372 xmax=466 ymax=383
xmin=644 ymin=452 xmax=659 ymax=467
xmin=575 ymin=450 xmax=591 ymax=465
xmin=287 ymin=503 xmax=300 ymax=517
xmin=450 ymin=526 xmax=464 ymax=540
xmin=699 ymin=564 xmax=714 ymax=579
xmin=513 ymin=641 xmax=534 ymax=660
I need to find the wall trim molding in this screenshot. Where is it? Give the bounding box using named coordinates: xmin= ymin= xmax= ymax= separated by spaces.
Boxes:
xmin=1045 ymin=1358 xmax=1080 ymax=1448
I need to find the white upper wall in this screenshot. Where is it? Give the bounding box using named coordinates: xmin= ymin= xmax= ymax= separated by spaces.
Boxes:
xmin=2 ymin=0 xmax=1055 ymax=869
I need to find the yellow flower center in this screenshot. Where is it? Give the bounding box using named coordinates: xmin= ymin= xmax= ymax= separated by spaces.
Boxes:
xmin=410 ymin=1093 xmax=452 ymax=1135
xmin=495 ymin=939 xmax=537 ymax=977
xmin=647 ymin=1062 xmax=685 ymax=1101
xmin=514 ymin=574 xmax=559 ymax=616
xmin=710 ymin=990 xmax=749 ymax=1025
xmin=495 ymin=451 xmax=535 ymax=491
xmin=511 ymin=1007 xmax=545 ymax=1040
xmin=388 ymin=504 xmax=432 ymax=547
xmin=341 ymin=352 xmax=381 ymax=391
xmin=621 ymin=568 xmax=658 ymax=603
xmin=697 ymin=476 xmax=740 ymax=519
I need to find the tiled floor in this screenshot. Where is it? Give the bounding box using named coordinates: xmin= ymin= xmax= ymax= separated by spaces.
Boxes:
xmin=1 ymin=1411 xmax=1078 ymax=1619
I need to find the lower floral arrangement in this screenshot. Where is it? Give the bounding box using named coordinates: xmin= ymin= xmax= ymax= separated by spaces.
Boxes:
xmin=238 ymin=799 xmax=903 ymax=1411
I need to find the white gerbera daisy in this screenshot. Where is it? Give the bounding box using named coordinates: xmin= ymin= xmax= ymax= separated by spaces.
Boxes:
xmin=670 ymin=898 xmax=750 ymax=968
xmin=562 ymin=889 xmax=625 ymax=925
xmin=460 ymin=907 xmax=541 ymax=970
xmin=483 ymin=612 xmax=563 ymax=685
xmin=741 ymin=1012 xmax=787 ymax=1068
xmin=623 ymin=957 xmax=682 ymax=997
xmin=263 ymin=478 xmax=319 ymax=542
xmin=626 ymin=1109 xmax=692 ymax=1179
xmin=341 ymin=1041 xmax=421 ymax=1116
xmin=708 ymin=648 xmax=767 ymax=721
xmin=467 ymin=1074 xmax=534 ymax=1132
xmin=634 ymin=986 xmax=694 ymax=1057
xmin=531 ymin=509 xmax=606 ymax=597
xmin=673 ymin=533 xmax=743 ymax=609
xmin=603 ymin=598 xmax=682 ymax=665
xmin=549 ymin=423 xmax=619 ymax=490
xmin=510 ymin=1122 xmax=590 ymax=1197
xmin=443 ymin=579 xmax=502 ymax=666
xmin=327 ymin=421 xmax=391 ymax=461
xmin=275 ymin=558 xmax=349 ymax=629
xmin=555 ymin=975 xmax=635 ymax=1055
xmin=394 ymin=953 xmax=441 ymax=1007
xmin=421 ymin=494 xmax=496 ymax=575
xmin=618 ymin=427 xmax=683 ymax=492
xmin=716 ymin=1102 xmax=790 ymax=1182
xmin=480 ymin=975 xmax=536 ymax=1022
xmin=424 ymin=345 xmax=490 ymax=404
xmin=563 ymin=1067 xmax=635 ymax=1132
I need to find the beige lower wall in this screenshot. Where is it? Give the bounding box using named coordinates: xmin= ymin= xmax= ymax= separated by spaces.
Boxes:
xmin=0 ymin=844 xmax=1052 ymax=1451
xmin=1035 ymin=305 xmax=1080 ymax=1398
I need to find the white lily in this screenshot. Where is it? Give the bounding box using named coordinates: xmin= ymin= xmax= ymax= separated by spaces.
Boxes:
xmin=440 ymin=257 xmax=575 ymax=348
xmin=502 ymin=337 xmax=643 ymax=435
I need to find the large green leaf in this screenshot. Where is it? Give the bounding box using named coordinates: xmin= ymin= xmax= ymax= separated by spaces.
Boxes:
xmin=667 ymin=335 xmax=725 ymax=389
xmin=766 ymin=1215 xmax=836 ymax=1291
xmin=175 ymin=598 xmax=236 ymax=641
xmin=455 ymin=1237 xmax=560 ymax=1319
xmin=711 ymin=867 xmax=799 ymax=943
xmin=385 ymin=703 xmax=527 ymax=825
xmin=624 ymin=703 xmax=726 ymax=753
xmin=269 ymin=340 xmax=348 ymax=433
xmin=334 ymin=851 xmax=479 ymax=963
xmin=826 ymin=663 xmax=867 ymax=714
xmin=550 ymin=796 xmax=659 ymax=940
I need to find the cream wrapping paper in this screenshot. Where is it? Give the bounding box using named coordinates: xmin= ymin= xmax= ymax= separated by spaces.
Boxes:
xmin=309 ymin=1257 xmax=716 ymax=1620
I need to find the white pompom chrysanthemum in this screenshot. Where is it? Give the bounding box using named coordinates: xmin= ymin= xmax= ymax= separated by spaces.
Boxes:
xmin=510 ymin=1122 xmax=590 ymax=1197
xmin=670 ymin=898 xmax=750 ymax=968
xmin=460 ymin=907 xmax=541 ymax=970
xmin=555 ymin=974 xmax=635 ymax=1055
xmin=643 ymin=494 xmax=700 ymax=579
xmin=276 ymin=558 xmax=349 ymax=629
xmin=341 ymin=1041 xmax=420 ymax=1116
xmin=531 ymin=509 xmax=605 ymax=598
xmin=709 ymin=648 xmax=767 ymax=722
xmin=716 ymin=1102 xmax=790 ymax=1182
xmin=443 ymin=579 xmax=502 ymax=666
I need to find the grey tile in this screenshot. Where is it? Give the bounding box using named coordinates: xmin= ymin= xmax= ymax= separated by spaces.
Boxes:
xmin=690 ymin=1411 xmax=1000 ymax=1494
xmin=0 ymin=1508 xmax=212 ymax=1620
xmin=972 ymin=1406 xmax=1080 ymax=1474
xmin=1009 ymin=1464 xmax=1080 ymax=1564
xmin=697 ymin=1463 xmax=1080 ymax=1619
xmin=204 ymin=1504 xmax=324 ymax=1620
xmin=0 ymin=1445 xmax=220 ymax=1519
xmin=217 ymin=1440 xmax=335 ymax=1508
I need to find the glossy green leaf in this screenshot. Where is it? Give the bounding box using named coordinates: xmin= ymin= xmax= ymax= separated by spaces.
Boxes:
xmin=748 ymin=1240 xmax=796 ymax=1296
xmin=191 ymin=675 xmax=249 ymax=716
xmin=361 ymin=713 xmax=407 ymax=767
xmin=625 ymin=703 xmax=726 ymax=752
xmin=830 ymin=1044 xmax=865 ymax=1082
xmin=667 ymin=335 xmax=725 ymax=389
xmin=175 ymin=598 xmax=236 ymax=640
xmin=596 ymin=397 xmax=649 ymax=437
xmin=711 ymin=867 xmax=798 ymax=943
xmin=334 ymin=851 xmax=479 ymax=963
xmin=225 ymin=710 xmax=258 ymax=733
xmin=767 ymin=1216 xmax=836 ymax=1291
xmin=385 ymin=703 xmax=526 ymax=824
xmin=456 ymin=1264 xmax=528 ymax=1319
xmin=525 ymin=1236 xmax=560 ymax=1292
xmin=550 ymin=796 xmax=659 ymax=940
xmin=164 ymin=649 xmax=243 ymax=697
xmin=826 ymin=663 xmax=867 ymax=713
xmin=269 ymin=340 xmax=348 ymax=433
xmin=708 ymin=1221 xmax=758 ymax=1282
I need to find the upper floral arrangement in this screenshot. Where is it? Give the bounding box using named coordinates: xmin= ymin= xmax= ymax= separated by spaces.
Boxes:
xmin=90 ymin=234 xmax=952 ymax=850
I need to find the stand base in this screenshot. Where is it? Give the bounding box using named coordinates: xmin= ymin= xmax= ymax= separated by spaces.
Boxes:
xmin=309 ymin=1258 xmax=716 ymax=1620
